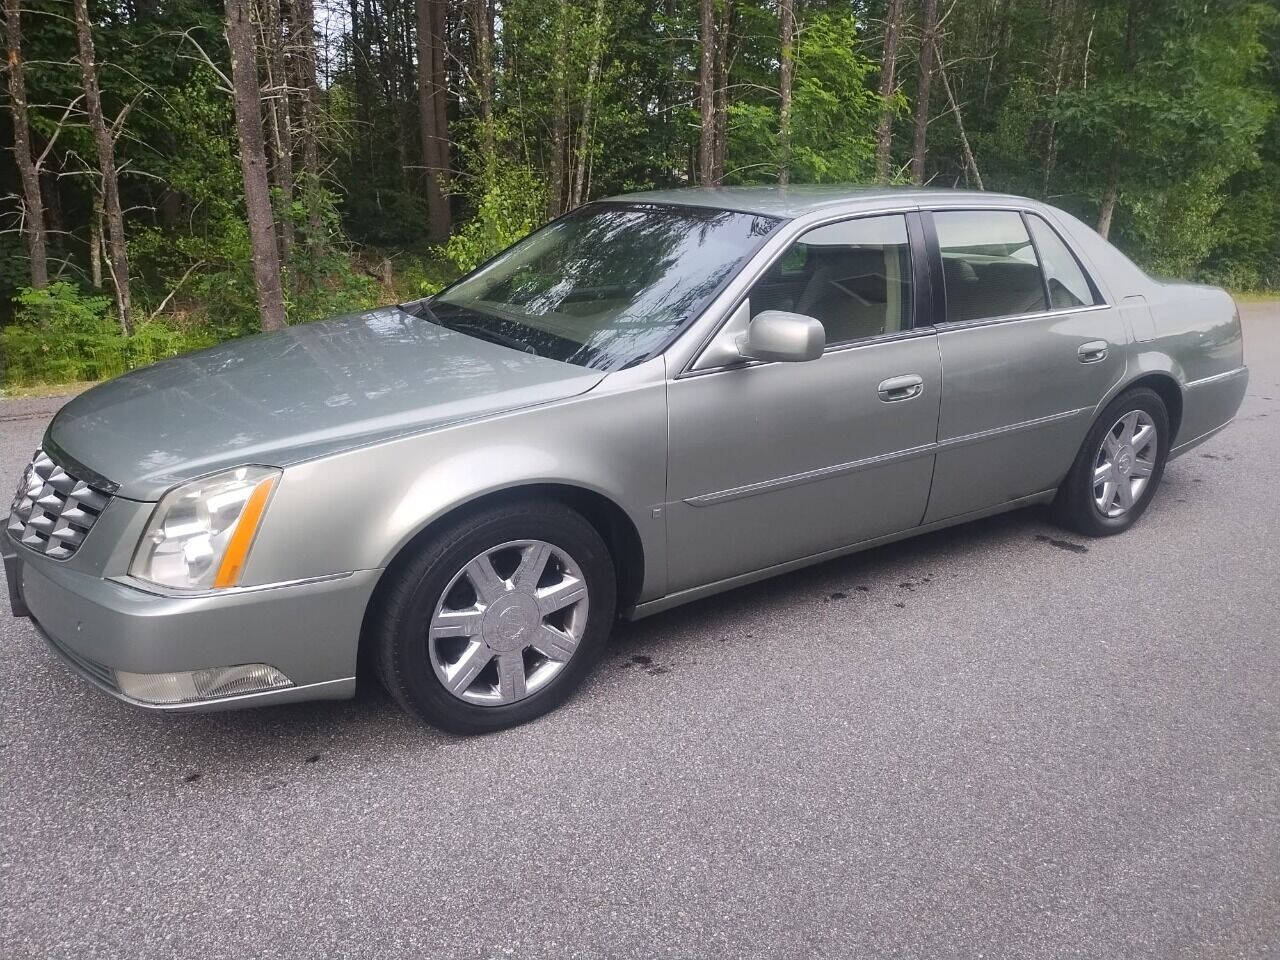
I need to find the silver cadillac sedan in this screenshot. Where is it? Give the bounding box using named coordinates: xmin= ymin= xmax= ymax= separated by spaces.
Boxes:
xmin=4 ymin=187 xmax=1248 ymax=732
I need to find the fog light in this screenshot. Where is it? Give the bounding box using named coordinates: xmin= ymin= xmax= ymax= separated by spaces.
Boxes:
xmin=114 ymin=663 xmax=293 ymax=705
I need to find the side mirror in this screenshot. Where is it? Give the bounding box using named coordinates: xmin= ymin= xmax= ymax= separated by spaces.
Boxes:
xmin=737 ymin=310 xmax=825 ymax=363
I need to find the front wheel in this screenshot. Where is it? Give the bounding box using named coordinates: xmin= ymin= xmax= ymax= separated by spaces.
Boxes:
xmin=373 ymin=500 xmax=616 ymax=733
xmin=1051 ymin=387 xmax=1170 ymax=537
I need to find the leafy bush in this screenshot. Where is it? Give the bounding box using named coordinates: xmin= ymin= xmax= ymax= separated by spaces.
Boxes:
xmin=2 ymin=283 xmax=216 ymax=388
xmin=389 ymin=254 xmax=457 ymax=301
xmin=443 ymin=163 xmax=547 ymax=274
xmin=14 ymin=282 xmax=115 ymax=331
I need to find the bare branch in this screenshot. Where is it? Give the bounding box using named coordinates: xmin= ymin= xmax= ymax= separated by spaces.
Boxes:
xmin=174 ymin=28 xmax=233 ymax=93
xmin=110 ymin=90 xmax=145 ymax=142
xmin=33 ymin=94 xmax=85 ymax=169
xmin=148 ymin=260 xmax=206 ymax=322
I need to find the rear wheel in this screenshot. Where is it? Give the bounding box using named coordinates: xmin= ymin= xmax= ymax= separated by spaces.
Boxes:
xmin=373 ymin=500 xmax=616 ymax=733
xmin=1052 ymin=387 xmax=1170 ymax=537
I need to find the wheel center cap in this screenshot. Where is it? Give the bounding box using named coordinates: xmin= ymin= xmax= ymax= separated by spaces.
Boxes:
xmin=1116 ymin=446 xmax=1134 ymax=477
xmin=481 ymin=594 xmax=539 ymax=653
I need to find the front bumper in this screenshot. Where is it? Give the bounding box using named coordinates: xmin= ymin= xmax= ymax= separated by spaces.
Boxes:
xmin=4 ymin=542 xmax=378 ymax=712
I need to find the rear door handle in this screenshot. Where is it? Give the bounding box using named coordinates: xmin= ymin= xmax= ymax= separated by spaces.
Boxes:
xmin=1077 ymin=340 xmax=1109 ymax=363
xmin=877 ymin=374 xmax=924 ymax=402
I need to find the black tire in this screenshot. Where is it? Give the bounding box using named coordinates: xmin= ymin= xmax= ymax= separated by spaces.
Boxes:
xmin=373 ymin=499 xmax=616 ymax=734
xmin=1051 ymin=386 xmax=1170 ymax=537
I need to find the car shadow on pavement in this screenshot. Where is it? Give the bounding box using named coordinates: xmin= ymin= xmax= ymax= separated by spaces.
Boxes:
xmin=605 ymin=503 xmax=1060 ymax=662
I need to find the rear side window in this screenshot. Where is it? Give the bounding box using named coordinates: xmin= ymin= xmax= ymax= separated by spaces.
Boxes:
xmin=934 ymin=211 xmax=1046 ymax=323
xmin=1026 ymin=214 xmax=1099 ymax=309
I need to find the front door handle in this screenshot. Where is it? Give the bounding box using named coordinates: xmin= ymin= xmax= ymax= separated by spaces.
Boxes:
xmin=877 ymin=374 xmax=924 ymax=402
xmin=1077 ymin=340 xmax=1109 ymax=363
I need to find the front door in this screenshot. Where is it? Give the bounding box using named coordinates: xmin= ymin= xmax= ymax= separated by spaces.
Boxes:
xmin=664 ymin=213 xmax=942 ymax=594
xmin=922 ymin=208 xmax=1128 ymax=522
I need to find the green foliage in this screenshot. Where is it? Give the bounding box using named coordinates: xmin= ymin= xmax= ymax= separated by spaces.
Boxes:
xmin=390 ymin=256 xmax=457 ymax=301
xmin=13 ymin=282 xmax=113 ymax=330
xmin=443 ymin=163 xmax=548 ymax=274
xmin=3 ymin=284 xmax=216 ymax=388
xmin=4 ymin=0 xmax=1279 ymax=391
xmin=788 ymin=12 xmax=880 ymax=183
xmin=1201 ymin=164 xmax=1280 ymax=290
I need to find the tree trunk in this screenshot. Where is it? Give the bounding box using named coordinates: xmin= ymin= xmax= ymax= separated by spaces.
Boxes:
xmin=777 ymin=0 xmax=794 ymax=186
xmin=939 ymin=57 xmax=982 ymax=190
xmin=291 ymin=0 xmax=326 ymax=247
xmin=226 ymin=0 xmax=287 ymax=332
xmin=416 ymin=0 xmax=451 ymax=238
xmin=73 ymin=0 xmax=132 ymax=332
xmin=874 ymin=0 xmax=905 ymax=183
xmin=711 ymin=0 xmax=731 ymax=184
xmin=697 ymin=0 xmax=715 ymax=185
xmin=430 ymin=0 xmax=448 ymax=190
xmin=1097 ymin=149 xmax=1119 ymax=238
xmin=472 ymin=0 xmax=496 ymax=180
xmin=570 ymin=0 xmax=607 ymax=208
xmin=4 ymin=0 xmax=48 ymax=288
xmin=90 ymin=192 xmax=103 ymax=289
xmin=1098 ymin=0 xmax=1140 ymax=238
xmin=261 ymin=0 xmax=294 ymax=269
xmin=547 ymin=0 xmax=570 ymax=218
xmin=910 ymin=0 xmax=939 ymax=185
xmin=347 ymin=0 xmax=373 ymax=175
xmin=391 ymin=0 xmax=413 ymax=190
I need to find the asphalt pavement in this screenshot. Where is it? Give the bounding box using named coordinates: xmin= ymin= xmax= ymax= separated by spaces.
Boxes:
xmin=2 ymin=304 xmax=1277 ymax=959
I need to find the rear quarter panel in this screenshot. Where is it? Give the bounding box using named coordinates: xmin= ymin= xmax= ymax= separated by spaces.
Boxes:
xmin=1044 ymin=206 xmax=1246 ymax=449
xmin=1141 ymin=283 xmax=1247 ymax=447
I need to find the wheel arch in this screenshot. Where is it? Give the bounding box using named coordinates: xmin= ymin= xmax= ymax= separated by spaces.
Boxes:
xmin=357 ymin=482 xmax=646 ymax=677
xmin=1118 ymin=372 xmax=1183 ymax=444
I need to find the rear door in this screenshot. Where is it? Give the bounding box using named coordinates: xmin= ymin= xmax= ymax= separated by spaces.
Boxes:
xmin=922 ymin=208 xmax=1127 ymax=522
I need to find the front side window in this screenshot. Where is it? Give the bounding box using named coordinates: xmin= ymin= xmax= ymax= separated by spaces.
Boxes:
xmin=746 ymin=214 xmax=914 ymax=346
xmin=934 ymin=210 xmax=1047 ymax=323
xmin=428 ymin=203 xmax=780 ymax=370
xmin=1027 ymin=214 xmax=1099 ymax=309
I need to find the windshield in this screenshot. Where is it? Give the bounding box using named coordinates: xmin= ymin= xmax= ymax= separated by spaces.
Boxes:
xmin=426 ymin=203 xmax=781 ymax=370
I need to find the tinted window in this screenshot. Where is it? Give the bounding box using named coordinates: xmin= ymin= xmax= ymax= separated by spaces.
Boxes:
xmin=430 ymin=203 xmax=780 ymax=370
xmin=747 ymin=214 xmax=914 ymax=345
xmin=935 ymin=210 xmax=1046 ymax=323
xmin=1027 ymin=214 xmax=1098 ymax=309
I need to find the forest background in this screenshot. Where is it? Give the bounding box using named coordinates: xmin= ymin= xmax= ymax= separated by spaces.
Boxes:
xmin=2 ymin=0 xmax=1277 ymax=387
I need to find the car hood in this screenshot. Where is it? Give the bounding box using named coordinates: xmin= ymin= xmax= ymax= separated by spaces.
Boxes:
xmin=45 ymin=307 xmax=605 ymax=501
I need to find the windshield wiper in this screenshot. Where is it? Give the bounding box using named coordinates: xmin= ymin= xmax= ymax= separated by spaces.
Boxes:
xmin=403 ymin=299 xmax=536 ymax=355
xmin=443 ymin=320 xmax=537 ymax=355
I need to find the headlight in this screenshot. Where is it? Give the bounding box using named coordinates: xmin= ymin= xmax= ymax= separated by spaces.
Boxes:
xmin=131 ymin=465 xmax=280 ymax=591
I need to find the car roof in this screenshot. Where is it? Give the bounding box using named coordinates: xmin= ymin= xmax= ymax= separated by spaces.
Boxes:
xmin=602 ymin=185 xmax=1031 ymax=219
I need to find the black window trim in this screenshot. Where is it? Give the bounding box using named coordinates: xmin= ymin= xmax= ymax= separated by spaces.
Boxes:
xmin=1020 ymin=210 xmax=1056 ymax=310
xmin=1022 ymin=209 xmax=1107 ymax=310
xmin=920 ymin=206 xmax=1111 ymax=331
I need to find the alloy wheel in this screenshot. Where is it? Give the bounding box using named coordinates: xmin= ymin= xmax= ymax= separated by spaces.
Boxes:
xmin=1092 ymin=410 xmax=1158 ymax=519
xmin=428 ymin=540 xmax=590 ymax=705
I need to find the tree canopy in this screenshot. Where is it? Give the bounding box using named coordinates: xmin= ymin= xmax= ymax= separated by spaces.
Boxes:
xmin=2 ymin=0 xmax=1277 ymax=384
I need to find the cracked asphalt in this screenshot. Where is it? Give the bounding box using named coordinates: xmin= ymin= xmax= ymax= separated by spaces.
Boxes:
xmin=2 ymin=304 xmax=1277 ymax=959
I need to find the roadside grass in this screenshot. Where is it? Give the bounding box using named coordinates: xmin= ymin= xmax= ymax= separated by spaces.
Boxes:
xmin=1230 ymin=290 xmax=1280 ymax=303
xmin=1 ymin=380 xmax=100 ymax=399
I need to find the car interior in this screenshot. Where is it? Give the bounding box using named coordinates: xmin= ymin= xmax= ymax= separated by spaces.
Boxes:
xmin=940 ymin=253 xmax=1047 ymax=322
xmin=748 ymin=242 xmax=913 ymax=344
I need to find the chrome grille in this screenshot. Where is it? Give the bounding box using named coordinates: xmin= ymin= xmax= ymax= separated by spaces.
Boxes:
xmin=7 ymin=449 xmax=111 ymax=560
